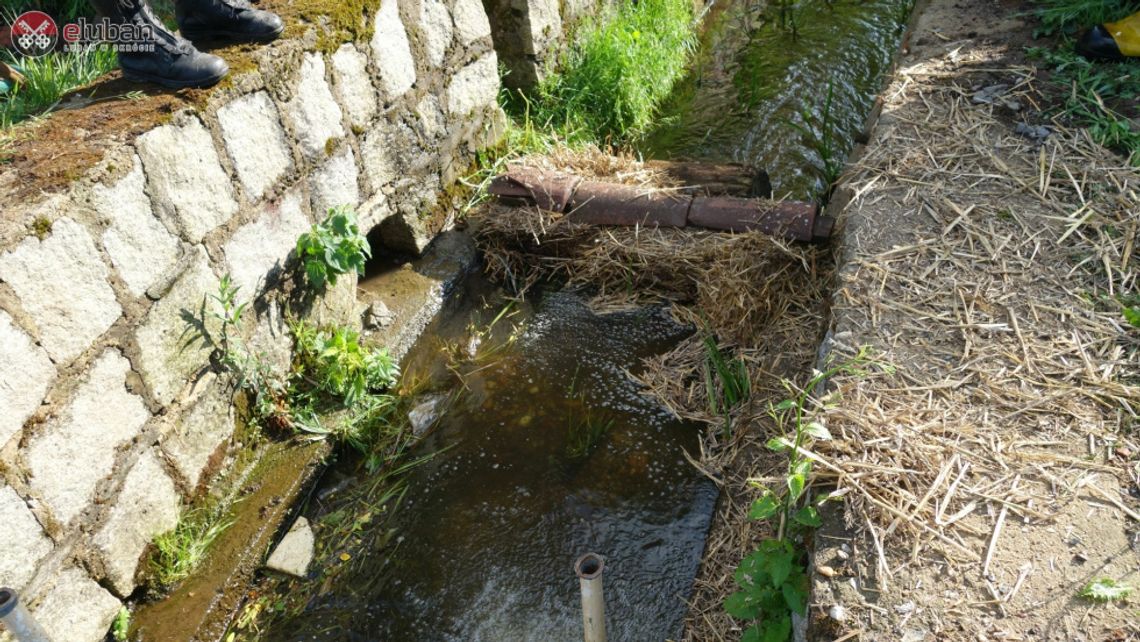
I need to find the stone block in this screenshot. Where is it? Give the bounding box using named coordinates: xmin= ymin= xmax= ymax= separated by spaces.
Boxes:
xmin=522 ymin=0 xmax=562 ymax=55
xmin=0 ymin=218 xmax=122 ymax=365
xmin=264 ymin=517 xmax=314 ymax=577
xmin=33 ymin=565 xmax=121 ymax=642
xmin=360 ymin=124 xmax=398 ymax=190
xmin=417 ymin=0 xmax=454 ymax=68
xmin=0 ymin=310 xmax=55 ymax=447
xmin=136 ymin=118 xmax=239 ymax=243
xmin=162 ymin=374 xmax=235 ymax=491
xmin=25 ymin=350 xmax=150 ymax=526
xmin=330 ymin=44 xmax=379 ymax=130
xmin=416 ymin=94 xmax=446 ymax=141
xmin=452 ymin=0 xmax=491 ymax=45
xmin=217 ymin=91 xmax=294 ymax=200
xmin=0 ymin=485 xmax=53 ymax=591
xmin=93 ymin=156 xmax=183 ymax=298
xmin=447 ymin=52 xmax=499 ymax=115
xmin=134 ymin=249 xmax=220 ymax=406
xmin=282 ymin=54 xmax=346 ymax=161
xmin=371 ymin=0 xmax=416 ymax=99
xmin=310 ymin=146 xmax=361 ymax=215
xmin=92 ymin=450 xmax=181 ymax=597
xmin=223 ymin=190 xmax=311 ymax=297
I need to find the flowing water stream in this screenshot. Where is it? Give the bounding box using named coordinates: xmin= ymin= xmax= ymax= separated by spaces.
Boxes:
xmin=252 ymin=0 xmax=912 ymax=638
xmin=645 ymin=0 xmax=914 ymax=200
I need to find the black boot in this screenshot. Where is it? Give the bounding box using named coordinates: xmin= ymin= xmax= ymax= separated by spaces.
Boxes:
xmin=1076 ymin=25 xmax=1125 ymax=61
xmin=175 ymin=0 xmax=284 ymax=44
xmin=90 ymin=0 xmax=229 ymax=88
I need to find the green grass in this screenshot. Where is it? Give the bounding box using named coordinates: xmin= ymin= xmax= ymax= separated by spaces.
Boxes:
xmin=509 ymin=0 xmax=697 ymax=147
xmin=1028 ymin=0 xmax=1139 ymax=37
xmin=1026 ymin=45 xmax=1140 ymax=165
xmin=150 ymin=508 xmax=234 ymax=588
xmin=1 ymin=46 xmax=118 ymax=129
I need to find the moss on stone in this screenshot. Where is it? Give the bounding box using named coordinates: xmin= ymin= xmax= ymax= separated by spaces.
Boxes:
xmin=32 ymin=216 xmax=53 ymax=239
xmin=273 ymin=0 xmax=383 ymax=53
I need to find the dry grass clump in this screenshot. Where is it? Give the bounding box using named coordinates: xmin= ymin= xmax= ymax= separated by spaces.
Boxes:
xmin=472 ymin=151 xmax=827 ymax=346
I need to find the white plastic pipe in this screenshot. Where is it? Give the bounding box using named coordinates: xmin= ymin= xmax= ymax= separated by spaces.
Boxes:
xmin=575 ymin=553 xmax=606 ymax=642
xmin=0 ymin=588 xmax=50 ymax=642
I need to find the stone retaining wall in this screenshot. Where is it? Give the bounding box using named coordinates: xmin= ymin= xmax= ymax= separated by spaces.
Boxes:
xmin=0 ymin=0 xmax=528 ymax=637
xmin=484 ymin=0 xmax=609 ymax=88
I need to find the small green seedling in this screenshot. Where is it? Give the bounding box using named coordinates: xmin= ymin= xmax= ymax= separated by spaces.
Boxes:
xmin=112 ymin=606 xmax=131 ymax=641
xmin=1079 ymin=578 xmax=1133 ymax=602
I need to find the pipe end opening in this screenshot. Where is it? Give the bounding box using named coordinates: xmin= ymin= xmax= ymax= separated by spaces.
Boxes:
xmin=575 ymin=553 xmax=604 ymax=580
xmin=0 ymin=587 xmax=17 ymax=618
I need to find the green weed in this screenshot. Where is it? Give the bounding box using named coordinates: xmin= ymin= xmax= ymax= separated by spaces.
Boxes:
xmin=726 ymin=347 xmax=888 ymax=642
xmin=1026 ymin=45 xmax=1140 ymax=165
xmin=150 ymin=508 xmax=234 ymax=589
xmin=295 ymin=206 xmax=371 ymax=291
xmin=702 ymin=333 xmax=751 ymax=437
xmin=0 ymin=46 xmax=117 ymax=129
xmin=1078 ymin=577 xmax=1134 ymax=602
xmin=112 ymin=606 xmax=130 ymax=641
xmin=290 ymin=321 xmax=398 ymax=408
xmin=565 ymin=401 xmax=615 ymax=459
xmin=1028 ymin=0 xmax=1138 ymax=37
xmin=789 ymin=80 xmax=842 ymax=192
xmin=523 ymin=0 xmax=697 ymax=146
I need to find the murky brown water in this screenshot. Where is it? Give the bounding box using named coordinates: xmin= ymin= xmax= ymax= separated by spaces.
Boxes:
xmin=259 ymin=284 xmax=717 ymax=640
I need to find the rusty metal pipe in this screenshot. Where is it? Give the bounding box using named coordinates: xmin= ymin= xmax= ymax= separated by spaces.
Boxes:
xmin=488 ymin=168 xmax=833 ymax=242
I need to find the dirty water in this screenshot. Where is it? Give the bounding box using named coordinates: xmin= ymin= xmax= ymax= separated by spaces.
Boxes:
xmin=644 ymin=0 xmax=915 ymax=199
xmin=257 ymin=281 xmax=718 ymax=641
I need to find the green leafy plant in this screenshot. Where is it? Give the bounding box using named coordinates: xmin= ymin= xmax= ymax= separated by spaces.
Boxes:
xmin=1079 ymin=577 xmax=1134 ymax=602
xmin=295 ymin=206 xmax=371 ymax=290
xmin=1124 ymin=305 xmax=1140 ymax=328
xmin=291 ymin=321 xmax=398 ymax=408
xmin=112 ymin=606 xmax=131 ymax=641
xmin=725 ymin=539 xmax=808 ymax=642
xmin=726 ymin=347 xmax=887 ymax=641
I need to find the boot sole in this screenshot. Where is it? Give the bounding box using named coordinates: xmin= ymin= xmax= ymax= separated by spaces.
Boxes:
xmin=179 ymin=25 xmax=285 ymax=44
xmin=122 ymin=67 xmax=228 ymax=89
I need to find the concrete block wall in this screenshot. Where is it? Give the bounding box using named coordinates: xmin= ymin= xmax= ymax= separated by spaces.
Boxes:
xmin=0 ymin=0 xmax=504 ymax=638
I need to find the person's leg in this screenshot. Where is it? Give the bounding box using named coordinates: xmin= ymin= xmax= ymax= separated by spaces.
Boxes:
xmin=175 ymin=0 xmax=283 ymax=43
xmin=89 ymin=0 xmax=229 ymax=88
xmin=1077 ymin=11 xmax=1140 ymax=61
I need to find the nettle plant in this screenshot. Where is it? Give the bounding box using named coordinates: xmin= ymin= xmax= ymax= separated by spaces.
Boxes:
xmin=727 ymin=347 xmax=886 ymax=642
xmin=296 ymin=206 xmax=371 ymax=290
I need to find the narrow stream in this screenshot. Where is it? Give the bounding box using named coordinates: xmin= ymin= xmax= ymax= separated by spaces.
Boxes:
xmin=251 ymin=0 xmax=913 ymax=639
xmin=644 ymin=0 xmax=914 ymax=199
xmin=262 ymin=283 xmax=717 ymax=640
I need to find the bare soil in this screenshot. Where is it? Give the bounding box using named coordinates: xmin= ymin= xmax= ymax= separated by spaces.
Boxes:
xmin=800 ymin=0 xmax=1140 ymax=640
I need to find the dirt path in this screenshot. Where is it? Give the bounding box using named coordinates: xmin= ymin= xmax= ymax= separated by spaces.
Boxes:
xmin=808 ymin=0 xmax=1140 ymax=640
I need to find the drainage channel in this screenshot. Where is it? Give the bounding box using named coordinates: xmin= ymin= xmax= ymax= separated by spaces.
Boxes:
xmin=257 ymin=280 xmax=717 ymax=640
xmin=234 ymin=0 xmax=915 ymax=639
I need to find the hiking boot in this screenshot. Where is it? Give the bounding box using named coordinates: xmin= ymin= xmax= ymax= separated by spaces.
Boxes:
xmin=91 ymin=0 xmax=229 ymax=88
xmin=175 ymin=0 xmax=284 ymax=44
xmin=1076 ymin=11 xmax=1140 ymax=61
